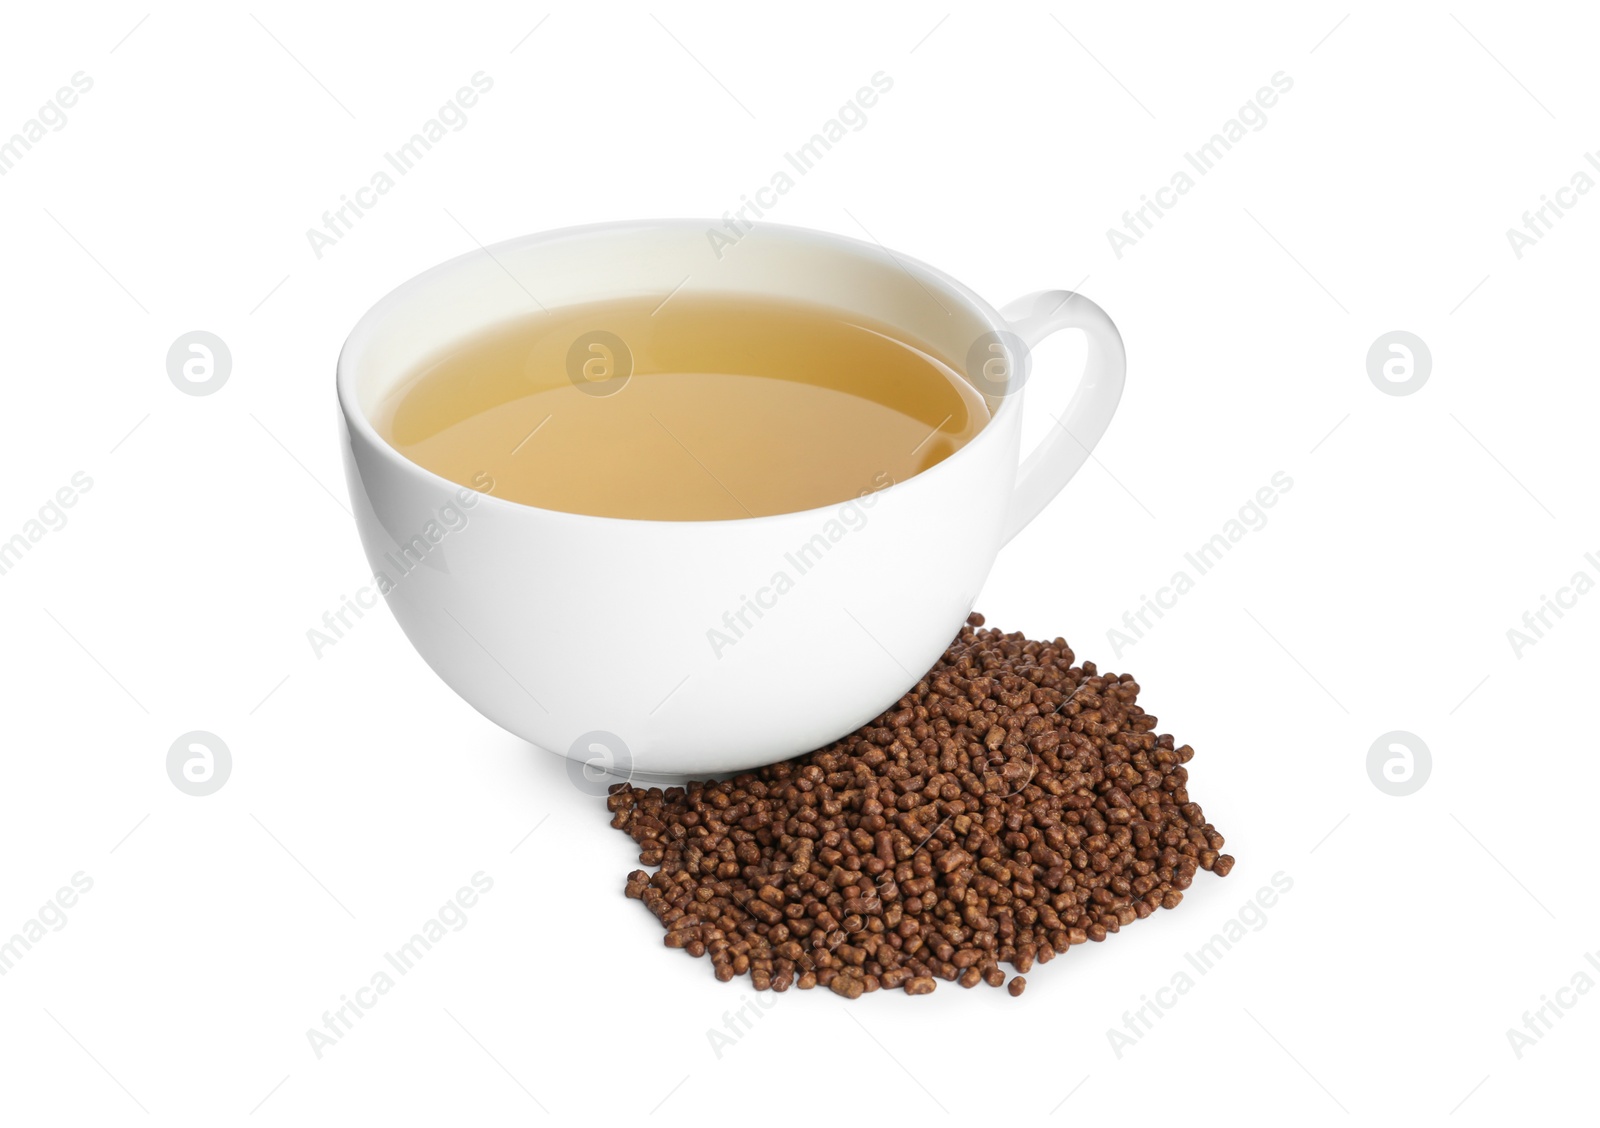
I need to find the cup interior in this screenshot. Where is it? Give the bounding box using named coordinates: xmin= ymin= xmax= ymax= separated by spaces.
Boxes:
xmin=339 ymin=221 xmax=1008 ymax=435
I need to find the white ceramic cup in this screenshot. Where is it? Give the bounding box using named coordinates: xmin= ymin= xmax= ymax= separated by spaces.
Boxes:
xmin=337 ymin=220 xmax=1125 ymax=777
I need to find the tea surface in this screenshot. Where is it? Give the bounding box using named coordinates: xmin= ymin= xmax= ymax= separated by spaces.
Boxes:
xmin=376 ymin=295 xmax=989 ymax=520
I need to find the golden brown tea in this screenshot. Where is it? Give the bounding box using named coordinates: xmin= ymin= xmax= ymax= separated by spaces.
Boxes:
xmin=375 ymin=294 xmax=989 ymax=520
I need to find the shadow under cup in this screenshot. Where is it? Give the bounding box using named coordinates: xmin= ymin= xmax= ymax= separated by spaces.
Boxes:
xmin=337 ymin=220 xmax=1027 ymax=776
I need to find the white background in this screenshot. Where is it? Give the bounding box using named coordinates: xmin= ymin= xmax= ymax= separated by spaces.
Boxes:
xmin=1 ymin=1 xmax=1594 ymax=1123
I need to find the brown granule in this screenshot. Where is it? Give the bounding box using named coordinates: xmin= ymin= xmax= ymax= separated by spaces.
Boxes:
xmin=609 ymin=613 xmax=1233 ymax=996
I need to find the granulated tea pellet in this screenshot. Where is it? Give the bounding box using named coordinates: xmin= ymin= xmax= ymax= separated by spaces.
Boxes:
xmin=609 ymin=614 xmax=1233 ymax=996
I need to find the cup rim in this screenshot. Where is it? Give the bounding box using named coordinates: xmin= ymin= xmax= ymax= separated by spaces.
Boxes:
xmin=336 ymin=218 xmax=1020 ymax=529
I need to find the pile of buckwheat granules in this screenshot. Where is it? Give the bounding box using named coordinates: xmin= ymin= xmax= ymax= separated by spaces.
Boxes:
xmin=607 ymin=614 xmax=1233 ymax=997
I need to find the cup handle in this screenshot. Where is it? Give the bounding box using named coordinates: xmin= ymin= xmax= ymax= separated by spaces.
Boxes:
xmin=996 ymin=290 xmax=1127 ymax=544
